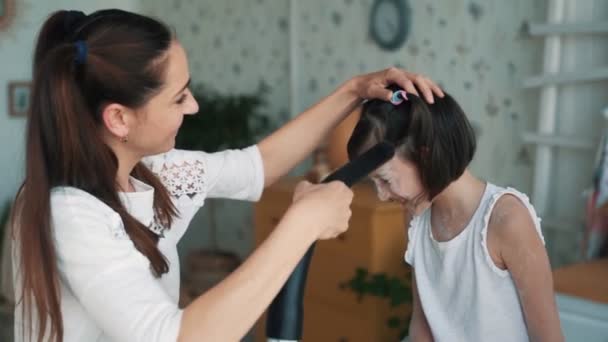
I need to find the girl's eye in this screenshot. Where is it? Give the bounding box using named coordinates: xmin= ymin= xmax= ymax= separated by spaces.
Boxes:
xmin=176 ymin=94 xmax=187 ymax=104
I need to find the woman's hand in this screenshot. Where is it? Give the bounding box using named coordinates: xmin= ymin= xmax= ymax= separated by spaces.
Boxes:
xmin=348 ymin=67 xmax=444 ymax=104
xmin=287 ymin=180 xmax=353 ymax=240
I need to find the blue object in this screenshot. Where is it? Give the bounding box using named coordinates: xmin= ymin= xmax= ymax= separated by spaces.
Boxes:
xmin=74 ymin=40 xmax=88 ymax=65
xmin=391 ymin=90 xmax=408 ymax=105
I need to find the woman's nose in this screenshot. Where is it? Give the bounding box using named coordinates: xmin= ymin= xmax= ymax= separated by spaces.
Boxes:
xmin=185 ymin=97 xmax=199 ymax=115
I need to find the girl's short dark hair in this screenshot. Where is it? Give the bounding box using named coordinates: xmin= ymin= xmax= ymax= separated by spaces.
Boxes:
xmin=347 ymin=85 xmax=476 ymax=199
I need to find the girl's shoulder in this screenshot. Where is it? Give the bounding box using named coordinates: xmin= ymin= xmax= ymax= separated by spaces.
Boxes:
xmin=483 ymin=185 xmax=542 ymax=238
xmin=482 ymin=185 xmax=545 ymax=274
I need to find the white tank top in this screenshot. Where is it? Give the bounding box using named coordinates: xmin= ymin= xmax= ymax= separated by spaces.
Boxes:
xmin=405 ymin=183 xmax=545 ymax=342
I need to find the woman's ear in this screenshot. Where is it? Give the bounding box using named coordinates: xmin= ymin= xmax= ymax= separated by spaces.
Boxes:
xmin=100 ymin=103 xmax=135 ymax=140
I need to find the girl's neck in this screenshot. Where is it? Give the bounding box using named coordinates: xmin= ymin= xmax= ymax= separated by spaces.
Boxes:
xmin=430 ymin=170 xmax=486 ymax=240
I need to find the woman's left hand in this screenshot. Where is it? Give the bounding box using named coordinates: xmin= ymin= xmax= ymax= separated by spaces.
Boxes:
xmin=349 ymin=67 xmax=444 ymax=104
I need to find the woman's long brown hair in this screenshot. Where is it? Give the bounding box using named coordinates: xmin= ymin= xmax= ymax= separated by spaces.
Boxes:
xmin=12 ymin=9 xmax=178 ymax=342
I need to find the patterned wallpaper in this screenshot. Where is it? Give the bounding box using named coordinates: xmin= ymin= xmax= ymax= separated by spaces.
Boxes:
xmin=0 ymin=0 xmax=599 ymax=283
xmin=145 ymin=0 xmax=291 ymax=123
xmin=143 ymin=0 xmax=547 ymax=259
xmin=294 ymin=0 xmax=545 ymax=190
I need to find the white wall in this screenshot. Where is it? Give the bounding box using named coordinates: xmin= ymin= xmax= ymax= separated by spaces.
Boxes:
xmin=542 ymin=0 xmax=608 ymax=265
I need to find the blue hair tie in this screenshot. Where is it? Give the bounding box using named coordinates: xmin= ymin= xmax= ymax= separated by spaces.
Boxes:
xmin=74 ymin=40 xmax=88 ymax=65
xmin=390 ymin=90 xmax=408 ymax=105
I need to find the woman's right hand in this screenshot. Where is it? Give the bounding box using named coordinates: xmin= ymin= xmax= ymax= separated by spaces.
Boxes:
xmin=287 ymin=180 xmax=354 ymax=240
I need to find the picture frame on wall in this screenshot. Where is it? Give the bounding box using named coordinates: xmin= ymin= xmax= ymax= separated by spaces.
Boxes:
xmin=0 ymin=0 xmax=16 ymax=31
xmin=8 ymin=81 xmax=31 ymax=117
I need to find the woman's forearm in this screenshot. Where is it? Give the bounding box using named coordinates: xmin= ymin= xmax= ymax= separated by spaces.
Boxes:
xmin=258 ymin=79 xmax=361 ymax=186
xmin=178 ymin=211 xmax=316 ymax=341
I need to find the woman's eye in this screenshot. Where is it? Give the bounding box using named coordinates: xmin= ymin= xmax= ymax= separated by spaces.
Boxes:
xmin=176 ymin=94 xmax=187 ymax=104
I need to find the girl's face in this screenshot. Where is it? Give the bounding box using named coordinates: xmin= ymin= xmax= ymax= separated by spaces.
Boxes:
xmin=127 ymin=40 xmax=199 ymax=156
xmin=369 ymin=155 xmax=431 ymax=216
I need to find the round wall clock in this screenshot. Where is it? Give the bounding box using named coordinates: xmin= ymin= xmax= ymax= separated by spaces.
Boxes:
xmin=369 ymin=0 xmax=411 ymax=51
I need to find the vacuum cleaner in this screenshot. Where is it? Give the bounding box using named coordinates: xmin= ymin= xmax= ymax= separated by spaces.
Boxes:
xmin=265 ymin=141 xmax=395 ymax=342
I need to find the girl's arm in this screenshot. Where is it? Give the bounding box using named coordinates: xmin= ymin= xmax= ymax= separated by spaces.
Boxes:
xmin=489 ymin=195 xmax=564 ymax=342
xmin=408 ymin=272 xmax=434 ymax=342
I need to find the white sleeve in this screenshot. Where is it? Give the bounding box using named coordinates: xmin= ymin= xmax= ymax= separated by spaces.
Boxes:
xmin=51 ymin=190 xmax=183 ymax=342
xmin=404 ymin=215 xmax=420 ymax=266
xmin=142 ymin=145 xmax=265 ymax=207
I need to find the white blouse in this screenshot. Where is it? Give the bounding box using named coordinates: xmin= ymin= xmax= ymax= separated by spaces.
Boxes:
xmin=405 ymin=183 xmax=545 ymax=341
xmin=13 ymin=146 xmax=265 ymax=342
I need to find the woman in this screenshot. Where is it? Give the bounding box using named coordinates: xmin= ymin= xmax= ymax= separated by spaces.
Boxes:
xmin=12 ymin=9 xmax=443 ymax=342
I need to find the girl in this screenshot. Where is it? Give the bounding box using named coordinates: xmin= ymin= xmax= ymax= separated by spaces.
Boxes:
xmin=347 ymin=87 xmax=564 ymax=341
xmin=11 ymin=9 xmax=442 ymax=342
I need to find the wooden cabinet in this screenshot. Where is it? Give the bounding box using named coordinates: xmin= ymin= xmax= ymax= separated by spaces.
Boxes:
xmin=253 ymin=178 xmax=412 ymax=342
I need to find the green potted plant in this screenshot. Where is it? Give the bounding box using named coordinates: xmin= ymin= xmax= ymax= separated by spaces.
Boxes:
xmin=175 ymin=82 xmax=274 ymax=304
xmin=175 ymin=83 xmax=272 ymax=152
xmin=342 ymin=267 xmax=413 ymax=340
